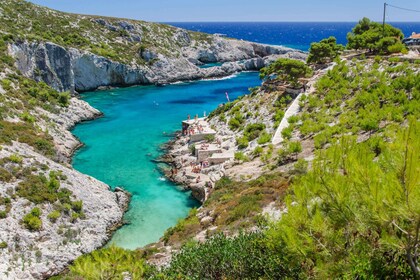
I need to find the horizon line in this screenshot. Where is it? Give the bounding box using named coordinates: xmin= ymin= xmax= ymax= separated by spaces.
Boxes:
xmin=163 ymin=21 xmax=420 ymax=23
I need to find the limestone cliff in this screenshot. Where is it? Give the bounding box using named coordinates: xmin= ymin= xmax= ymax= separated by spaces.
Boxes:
xmin=10 ymin=39 xmax=305 ymax=93
xmin=0 ymin=0 xmax=305 ymax=93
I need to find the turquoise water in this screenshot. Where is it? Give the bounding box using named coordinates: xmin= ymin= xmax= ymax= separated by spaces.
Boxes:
xmin=199 ymin=62 xmax=224 ymax=68
xmin=72 ymin=72 xmax=261 ymax=249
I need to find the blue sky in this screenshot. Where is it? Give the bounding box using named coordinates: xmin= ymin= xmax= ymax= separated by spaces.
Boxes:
xmin=27 ymin=0 xmax=420 ymax=22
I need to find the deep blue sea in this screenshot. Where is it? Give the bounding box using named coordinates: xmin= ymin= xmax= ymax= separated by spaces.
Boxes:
xmin=72 ymin=22 xmax=420 ymax=249
xmin=168 ymin=22 xmax=420 ymax=51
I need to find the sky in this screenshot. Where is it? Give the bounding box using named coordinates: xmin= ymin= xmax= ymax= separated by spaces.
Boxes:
xmin=26 ymin=0 xmax=420 ymax=22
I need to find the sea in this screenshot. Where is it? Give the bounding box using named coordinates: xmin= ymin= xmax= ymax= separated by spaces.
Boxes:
xmin=72 ymin=22 xmax=420 ymax=249
xmin=169 ymin=22 xmax=420 ymax=51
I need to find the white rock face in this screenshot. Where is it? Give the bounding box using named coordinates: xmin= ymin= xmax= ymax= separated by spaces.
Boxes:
xmin=35 ymin=97 xmax=102 ymax=159
xmin=0 ymin=142 xmax=129 ymax=280
xmin=10 ymin=35 xmax=306 ymax=93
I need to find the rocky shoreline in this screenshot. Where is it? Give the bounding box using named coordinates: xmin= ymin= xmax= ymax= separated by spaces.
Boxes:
xmin=159 ymin=117 xmax=238 ymax=203
xmin=0 ymin=96 xmax=131 ymax=280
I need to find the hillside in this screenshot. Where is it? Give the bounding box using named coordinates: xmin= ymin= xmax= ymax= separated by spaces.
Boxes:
xmin=0 ymin=1 xmax=419 ymax=278
xmin=57 ymin=51 xmax=420 ymax=279
xmin=0 ymin=1 xmax=307 ymax=279
xmin=0 ymin=0 xmax=305 ymax=93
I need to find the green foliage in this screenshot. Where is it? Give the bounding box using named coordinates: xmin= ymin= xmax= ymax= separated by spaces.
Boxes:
xmin=164 ymin=233 xmax=300 ymax=279
xmin=243 ymin=123 xmax=265 ymax=141
xmin=71 ymin=200 xmax=83 ymax=213
xmin=298 ymin=59 xmax=420 ymax=145
xmin=234 ymin=152 xmax=249 ymax=162
xmin=204 ymin=134 xmax=215 ymax=142
xmin=257 ymin=131 xmax=271 ymax=145
xmin=189 ymin=144 xmax=195 ymax=155
xmin=267 ymin=120 xmax=420 ymax=278
xmin=67 ymin=246 xmax=155 ymax=279
xmin=228 ymin=112 xmax=245 ymax=130
xmin=287 ymin=141 xmax=302 ymax=157
xmin=0 ymin=121 xmax=55 ymax=156
xmin=260 ymin=58 xmax=312 ymax=87
xmin=22 ymin=207 xmax=42 ymax=231
xmin=252 ymin=146 xmax=263 ymax=156
xmin=236 ymin=136 xmax=249 ymax=149
xmin=347 ymin=17 xmax=405 ymax=54
xmin=47 ymin=210 xmax=61 ymax=223
xmin=307 ymin=36 xmax=344 ymax=64
xmin=0 ymin=241 xmax=7 ymax=249
xmin=281 ymin=126 xmax=293 ymax=140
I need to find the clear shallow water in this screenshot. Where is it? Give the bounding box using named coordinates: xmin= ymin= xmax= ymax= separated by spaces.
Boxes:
xmin=72 ymin=72 xmax=261 ymax=249
xmin=168 ymin=22 xmax=420 ymax=51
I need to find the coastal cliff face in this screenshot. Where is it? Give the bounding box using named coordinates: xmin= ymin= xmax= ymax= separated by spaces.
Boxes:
xmin=1 ymin=0 xmax=305 ymax=93
xmin=10 ymin=39 xmax=305 ymax=93
xmin=0 ymin=142 xmax=129 ymax=280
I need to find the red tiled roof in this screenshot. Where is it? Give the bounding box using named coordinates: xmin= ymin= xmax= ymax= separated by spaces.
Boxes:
xmin=410 ymin=33 xmax=420 ymax=39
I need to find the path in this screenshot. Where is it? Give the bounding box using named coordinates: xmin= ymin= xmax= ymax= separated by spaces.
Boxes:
xmin=272 ymin=63 xmax=335 ymax=145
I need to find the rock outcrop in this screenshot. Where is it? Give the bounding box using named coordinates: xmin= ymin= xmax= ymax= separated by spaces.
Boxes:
xmin=0 ymin=142 xmax=129 ymax=280
xmin=10 ymin=38 xmax=306 ymax=93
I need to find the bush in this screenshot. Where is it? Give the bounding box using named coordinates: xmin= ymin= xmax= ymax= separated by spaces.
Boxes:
xmin=244 ymin=123 xmax=266 ymax=141
xmin=204 ymin=134 xmax=215 ymax=142
xmin=257 ymin=131 xmax=271 ymax=145
xmin=236 ymin=136 xmax=249 ymax=149
xmin=260 ymin=58 xmax=312 ymax=87
xmin=288 ymin=141 xmax=302 ymax=159
xmin=23 ymin=208 xmax=42 ymax=231
xmin=307 ymin=36 xmax=344 ymax=64
xmin=71 ymin=200 xmax=83 ymax=213
xmin=253 ymin=146 xmax=263 ymax=156
xmin=67 ymin=246 xmax=155 ymax=279
xmin=281 ymin=127 xmax=293 ymax=140
xmin=347 ymin=17 xmax=404 ymax=53
xmin=165 ymin=233 xmax=299 ymax=279
xmin=234 ymin=152 xmax=249 ymax=162
xmin=0 ymin=241 xmax=7 ymax=249
xmin=47 ymin=210 xmax=61 ymax=223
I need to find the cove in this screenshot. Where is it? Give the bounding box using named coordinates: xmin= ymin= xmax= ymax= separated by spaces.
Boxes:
xmin=72 ymin=72 xmax=261 ymax=249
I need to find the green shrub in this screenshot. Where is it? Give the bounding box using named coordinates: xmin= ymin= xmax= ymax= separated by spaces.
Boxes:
xmin=67 ymin=246 xmax=155 ymax=279
xmin=253 ymin=146 xmax=263 ymax=156
xmin=0 ymin=211 xmax=6 ymax=219
xmin=23 ymin=208 xmax=42 ymax=231
xmin=189 ymin=144 xmax=195 ymax=155
xmin=8 ymin=154 xmax=23 ymax=164
xmin=281 ymin=126 xmax=293 ymax=140
xmin=204 ymin=134 xmax=215 ymax=142
xmin=244 ymin=123 xmax=265 ymax=141
xmin=71 ymin=200 xmax=83 ymax=213
xmin=288 ymin=141 xmax=302 ymax=154
xmin=58 ymin=92 xmax=70 ymax=106
xmin=47 ymin=210 xmax=61 ymax=223
xmin=0 ymin=167 xmax=12 ymax=182
xmin=236 ymin=136 xmax=249 ymax=149
xmin=165 ymin=233 xmax=299 ymax=279
xmin=234 ymin=152 xmax=249 ymax=162
xmin=0 ymin=241 xmax=7 ymax=249
xmin=257 ymin=131 xmax=271 ymax=145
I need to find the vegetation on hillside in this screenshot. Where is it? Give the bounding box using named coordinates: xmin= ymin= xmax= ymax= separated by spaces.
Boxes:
xmin=259 ymin=58 xmax=312 ymax=87
xmin=347 ymin=17 xmax=407 ymax=54
xmin=307 ymin=36 xmax=344 ymax=64
xmin=58 ymin=19 xmax=419 ymax=279
xmin=0 ymin=0 xmax=213 ymax=64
